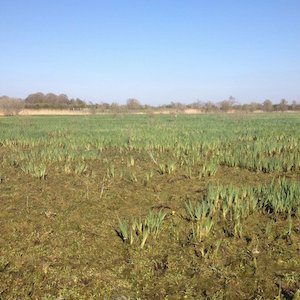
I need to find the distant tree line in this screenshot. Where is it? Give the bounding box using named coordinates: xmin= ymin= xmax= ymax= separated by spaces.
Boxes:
xmin=158 ymin=97 xmax=300 ymax=113
xmin=1 ymin=93 xmax=300 ymax=115
xmin=24 ymin=92 xmax=86 ymax=109
xmin=91 ymin=97 xmax=300 ymax=113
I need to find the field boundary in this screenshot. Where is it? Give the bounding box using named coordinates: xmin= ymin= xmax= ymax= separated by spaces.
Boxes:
xmin=1 ymin=108 xmax=300 ymax=116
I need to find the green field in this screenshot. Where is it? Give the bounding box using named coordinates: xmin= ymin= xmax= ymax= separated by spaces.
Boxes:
xmin=1 ymin=113 xmax=300 ymax=299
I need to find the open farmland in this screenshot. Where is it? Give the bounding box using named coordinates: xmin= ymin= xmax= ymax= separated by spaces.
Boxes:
xmin=0 ymin=113 xmax=300 ymax=299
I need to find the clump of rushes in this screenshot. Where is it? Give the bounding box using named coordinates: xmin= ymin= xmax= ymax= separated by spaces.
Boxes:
xmin=107 ymin=164 xmax=115 ymax=178
xmin=74 ymin=162 xmax=88 ymax=175
xmin=156 ymin=160 xmax=176 ymax=175
xmin=186 ymin=198 xmax=214 ymax=242
xmin=132 ymin=217 xmax=143 ymax=235
xmin=127 ymin=170 xmax=137 ymax=182
xmin=259 ymin=177 xmax=300 ymax=215
xmin=166 ymin=161 xmax=176 ymax=174
xmin=116 ymin=209 xmax=167 ymax=248
xmin=198 ymin=159 xmax=218 ymax=178
xmin=36 ymin=164 xmax=47 ymax=180
xmin=185 ymin=199 xmax=211 ymax=222
xmin=234 ymin=218 xmax=243 ymax=238
xmin=140 ymin=227 xmax=150 ymax=249
xmin=144 ymin=210 xmax=167 ymax=235
xmin=184 ymin=166 xmax=193 ymax=179
xmin=191 ymin=217 xmax=214 ymax=242
xmin=158 ymin=163 xmax=166 ymax=174
xmin=21 ymin=162 xmax=47 ymax=179
xmin=143 ymin=170 xmax=153 ymax=186
xmin=116 ymin=217 xmax=129 ymax=242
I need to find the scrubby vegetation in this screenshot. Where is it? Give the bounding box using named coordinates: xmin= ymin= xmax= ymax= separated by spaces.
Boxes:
xmin=0 ymin=113 xmax=300 ymax=299
xmin=1 ymin=93 xmax=300 ymax=115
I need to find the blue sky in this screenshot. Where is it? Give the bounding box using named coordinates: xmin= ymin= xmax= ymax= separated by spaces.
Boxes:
xmin=1 ymin=0 xmax=299 ymax=105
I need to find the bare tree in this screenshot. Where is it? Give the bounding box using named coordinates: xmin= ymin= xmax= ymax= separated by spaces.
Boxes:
xmin=0 ymin=96 xmax=24 ymax=115
xmin=291 ymin=100 xmax=299 ymax=111
xmin=126 ymin=98 xmax=141 ymax=110
xmin=219 ymin=96 xmax=236 ymax=112
xmin=278 ymin=99 xmax=288 ymax=111
xmin=203 ymin=101 xmax=217 ymax=112
xmin=25 ymin=92 xmax=45 ymax=104
xmin=262 ymin=99 xmax=273 ymax=112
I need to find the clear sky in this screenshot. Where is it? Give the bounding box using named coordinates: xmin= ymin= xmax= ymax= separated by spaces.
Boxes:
xmin=1 ymin=0 xmax=299 ymax=105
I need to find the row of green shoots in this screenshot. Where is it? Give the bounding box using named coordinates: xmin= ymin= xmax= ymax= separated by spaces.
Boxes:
xmin=117 ymin=178 xmax=300 ymax=247
xmin=4 ymin=133 xmax=300 ymax=180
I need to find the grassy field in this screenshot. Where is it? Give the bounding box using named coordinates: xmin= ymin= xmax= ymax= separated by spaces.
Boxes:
xmin=0 ymin=113 xmax=300 ymax=299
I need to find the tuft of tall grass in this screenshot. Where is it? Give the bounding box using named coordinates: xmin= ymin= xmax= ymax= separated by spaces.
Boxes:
xmin=116 ymin=209 xmax=167 ymax=248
